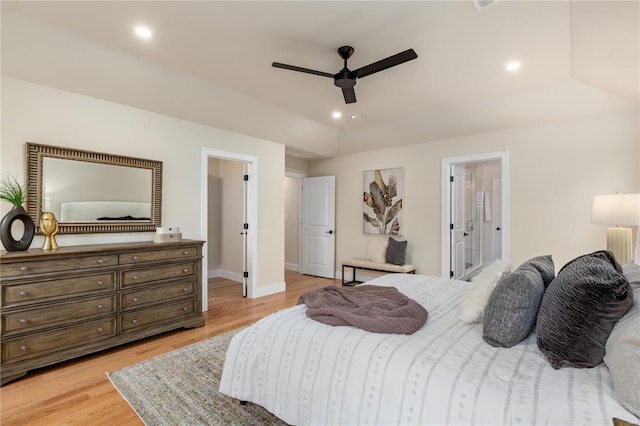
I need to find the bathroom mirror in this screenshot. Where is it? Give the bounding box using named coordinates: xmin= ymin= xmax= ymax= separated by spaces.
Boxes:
xmin=26 ymin=143 xmax=162 ymax=234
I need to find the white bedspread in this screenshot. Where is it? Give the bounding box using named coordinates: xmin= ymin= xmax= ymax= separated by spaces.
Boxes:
xmin=219 ymin=274 xmax=639 ymax=425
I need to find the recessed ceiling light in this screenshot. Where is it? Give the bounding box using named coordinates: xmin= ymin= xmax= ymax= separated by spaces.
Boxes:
xmin=134 ymin=26 xmax=152 ymax=39
xmin=351 ymin=114 xmax=362 ymax=120
xmin=505 ymin=61 xmax=521 ymax=72
xmin=332 ymin=111 xmax=342 ymax=119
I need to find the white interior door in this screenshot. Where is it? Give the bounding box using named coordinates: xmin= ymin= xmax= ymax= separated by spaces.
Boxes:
xmin=451 ymin=165 xmax=466 ymax=280
xmin=301 ymin=176 xmax=335 ymax=278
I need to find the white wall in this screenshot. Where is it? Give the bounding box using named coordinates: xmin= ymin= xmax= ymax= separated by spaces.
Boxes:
xmin=309 ymin=110 xmax=639 ymax=275
xmin=1 ymin=76 xmax=285 ymax=293
xmin=284 ymin=176 xmax=300 ymax=269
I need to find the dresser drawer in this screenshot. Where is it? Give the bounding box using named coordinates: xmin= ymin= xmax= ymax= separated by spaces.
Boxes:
xmin=1 ymin=255 xmax=118 ymax=278
xmin=121 ymin=281 xmax=195 ymax=311
xmin=121 ymin=262 xmax=195 ymax=287
xmin=2 ymin=273 xmax=116 ymax=307
xmin=2 ymin=317 xmax=116 ymax=362
xmin=119 ymin=246 xmax=200 ymax=265
xmin=2 ymin=295 xmax=116 ymax=335
xmin=120 ymin=299 xmax=196 ymax=332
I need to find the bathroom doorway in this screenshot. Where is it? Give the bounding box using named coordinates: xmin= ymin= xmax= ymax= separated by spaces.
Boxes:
xmin=441 ymin=152 xmax=510 ymax=280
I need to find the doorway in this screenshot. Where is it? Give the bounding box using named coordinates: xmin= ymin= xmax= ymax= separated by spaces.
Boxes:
xmin=441 ymin=152 xmax=510 ymax=280
xmin=200 ymin=148 xmax=257 ymax=311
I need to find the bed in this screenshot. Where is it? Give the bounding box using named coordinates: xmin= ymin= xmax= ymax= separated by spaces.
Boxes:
xmin=219 ymin=273 xmax=639 ymax=425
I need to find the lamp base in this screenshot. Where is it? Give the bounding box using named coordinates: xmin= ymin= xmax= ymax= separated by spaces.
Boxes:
xmin=606 ymin=227 xmax=632 ymax=265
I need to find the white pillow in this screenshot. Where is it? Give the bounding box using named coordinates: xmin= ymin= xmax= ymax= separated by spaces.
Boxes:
xmin=604 ymin=288 xmax=640 ymax=417
xmin=367 ymin=239 xmax=389 ymax=263
xmin=458 ymin=260 xmax=513 ymax=323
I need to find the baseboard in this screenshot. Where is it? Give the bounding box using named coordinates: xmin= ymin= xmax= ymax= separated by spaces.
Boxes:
xmin=285 ymin=263 xmax=299 ymax=272
xmin=207 ymin=269 xmax=243 ymax=283
xmin=250 ymin=281 xmax=286 ymax=298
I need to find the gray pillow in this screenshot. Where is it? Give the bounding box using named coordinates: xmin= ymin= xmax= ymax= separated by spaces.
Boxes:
xmin=622 ymin=262 xmax=640 ymax=290
xmin=483 ymin=264 xmax=545 ymax=348
xmin=520 ymin=255 xmax=555 ymax=288
xmin=536 ymin=250 xmax=633 ymax=369
xmin=385 ymin=238 xmax=407 ymax=266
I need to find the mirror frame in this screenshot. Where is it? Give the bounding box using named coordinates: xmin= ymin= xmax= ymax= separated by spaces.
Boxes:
xmin=26 ymin=142 xmax=162 ymax=234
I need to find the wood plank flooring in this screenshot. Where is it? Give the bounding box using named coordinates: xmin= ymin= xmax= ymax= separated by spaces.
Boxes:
xmin=0 ymin=270 xmax=339 ymax=425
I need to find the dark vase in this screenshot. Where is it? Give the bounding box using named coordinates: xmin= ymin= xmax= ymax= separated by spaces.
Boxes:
xmin=0 ymin=205 xmax=35 ymax=252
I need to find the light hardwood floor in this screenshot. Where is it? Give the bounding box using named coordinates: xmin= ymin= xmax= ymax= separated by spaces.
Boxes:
xmin=1 ymin=270 xmax=339 ymax=425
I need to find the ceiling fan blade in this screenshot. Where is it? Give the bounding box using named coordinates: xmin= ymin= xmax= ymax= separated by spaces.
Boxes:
xmin=354 ymin=49 xmax=418 ymax=79
xmin=272 ymin=62 xmax=334 ymax=78
xmin=342 ymin=87 xmax=357 ymax=104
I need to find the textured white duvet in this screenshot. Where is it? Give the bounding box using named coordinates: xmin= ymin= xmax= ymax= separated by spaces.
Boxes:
xmin=219 ymin=274 xmax=639 ymax=425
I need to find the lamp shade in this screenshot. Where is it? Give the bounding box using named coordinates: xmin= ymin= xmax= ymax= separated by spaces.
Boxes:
xmin=591 ymin=194 xmax=640 ymax=226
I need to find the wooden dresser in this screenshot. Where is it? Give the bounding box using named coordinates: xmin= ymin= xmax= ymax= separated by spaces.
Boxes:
xmin=0 ymin=240 xmax=205 ymax=385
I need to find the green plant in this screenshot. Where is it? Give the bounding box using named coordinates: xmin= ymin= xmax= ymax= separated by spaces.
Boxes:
xmin=0 ymin=175 xmax=29 ymax=207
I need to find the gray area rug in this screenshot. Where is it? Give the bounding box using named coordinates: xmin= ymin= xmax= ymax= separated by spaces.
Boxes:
xmin=107 ymin=329 xmax=287 ymax=426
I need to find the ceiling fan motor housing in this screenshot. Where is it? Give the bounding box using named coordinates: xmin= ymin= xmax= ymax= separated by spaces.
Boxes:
xmin=334 ymin=68 xmax=357 ymax=88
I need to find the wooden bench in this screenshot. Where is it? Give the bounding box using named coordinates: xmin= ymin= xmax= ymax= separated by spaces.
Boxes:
xmin=342 ymin=258 xmax=416 ymax=286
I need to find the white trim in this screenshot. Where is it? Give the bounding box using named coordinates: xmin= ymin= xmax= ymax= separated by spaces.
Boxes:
xmin=285 ymin=262 xmax=299 ymax=272
xmin=207 ymin=269 xmax=243 ymax=282
xmin=251 ymin=281 xmax=286 ymax=298
xmin=441 ymin=151 xmax=510 ymax=279
xmin=285 ymin=171 xmax=307 ymax=178
xmin=201 ymin=147 xmax=259 ymax=310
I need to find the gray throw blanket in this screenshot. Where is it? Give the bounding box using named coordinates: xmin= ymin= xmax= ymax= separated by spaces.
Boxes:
xmin=297 ymin=285 xmax=428 ymax=334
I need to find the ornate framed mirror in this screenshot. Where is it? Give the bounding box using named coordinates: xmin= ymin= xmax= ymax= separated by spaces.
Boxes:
xmin=26 ymin=143 xmax=162 ymax=234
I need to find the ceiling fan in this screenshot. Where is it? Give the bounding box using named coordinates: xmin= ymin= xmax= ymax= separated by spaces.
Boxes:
xmin=272 ymin=46 xmax=418 ymax=104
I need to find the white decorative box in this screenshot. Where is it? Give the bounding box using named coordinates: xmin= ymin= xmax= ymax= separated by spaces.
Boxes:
xmin=156 ymin=226 xmax=181 ymax=234
xmin=153 ymin=232 xmax=182 ymax=243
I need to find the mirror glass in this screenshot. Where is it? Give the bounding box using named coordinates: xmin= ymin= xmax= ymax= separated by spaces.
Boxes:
xmin=26 ymin=143 xmax=162 ymax=234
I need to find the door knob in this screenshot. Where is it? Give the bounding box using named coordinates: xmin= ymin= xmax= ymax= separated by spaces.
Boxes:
xmin=325 ymin=230 xmax=334 ymax=234
xmin=496 ymin=227 xmax=501 ymax=231
xmin=463 ymin=232 xmax=469 ymax=237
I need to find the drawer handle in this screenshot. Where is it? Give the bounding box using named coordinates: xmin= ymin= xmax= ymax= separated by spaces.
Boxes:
xmin=132 ymin=297 xmax=139 ymax=303
xmin=183 ymin=268 xmax=189 ymax=274
xmin=20 ymin=345 xmax=28 ymax=352
xmin=97 ymin=280 xmax=104 ymax=287
xmin=132 ymin=255 xmax=140 ymax=261
xmin=97 ymin=327 xmax=104 ymax=333
xmin=97 ymin=259 xmax=104 ymax=265
xmin=19 ymin=318 xmax=27 ymax=325
xmin=97 ymin=304 xmax=104 ymax=310
xmin=19 ymin=291 xmax=28 ymax=297
xmin=183 ymin=307 xmax=190 ymax=312
xmin=19 ymin=265 xmax=29 ymax=272
xmin=183 ymin=288 xmax=189 ymax=293
xmin=132 ymin=276 xmax=139 ymax=281
xmin=132 ymin=319 xmax=138 ymax=324
xmin=183 ymin=250 xmax=189 ymax=255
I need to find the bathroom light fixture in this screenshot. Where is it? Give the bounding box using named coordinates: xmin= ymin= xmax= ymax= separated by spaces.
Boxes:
xmin=134 ymin=26 xmax=152 ymax=39
xmin=505 ymin=61 xmax=521 ymax=72
xmin=592 ymin=193 xmax=640 ymax=264
xmin=332 ymin=111 xmax=342 ymax=119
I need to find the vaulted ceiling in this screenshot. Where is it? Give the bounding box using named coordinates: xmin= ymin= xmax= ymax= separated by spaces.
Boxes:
xmin=2 ymin=1 xmax=638 ymax=159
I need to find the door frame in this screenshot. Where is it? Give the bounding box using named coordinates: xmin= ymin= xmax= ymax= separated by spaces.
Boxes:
xmin=200 ymin=147 xmax=258 ymax=310
xmin=285 ymin=171 xmax=306 ymax=273
xmin=441 ymin=151 xmax=510 ymax=279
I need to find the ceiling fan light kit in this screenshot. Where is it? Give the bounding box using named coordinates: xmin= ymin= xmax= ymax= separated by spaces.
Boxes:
xmin=272 ymin=45 xmax=418 ymax=104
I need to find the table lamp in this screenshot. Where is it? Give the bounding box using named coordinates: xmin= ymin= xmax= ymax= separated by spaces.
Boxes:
xmin=592 ymin=193 xmax=640 ymax=264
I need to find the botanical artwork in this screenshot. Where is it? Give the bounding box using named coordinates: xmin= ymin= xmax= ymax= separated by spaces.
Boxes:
xmin=363 ymin=168 xmax=403 ymax=235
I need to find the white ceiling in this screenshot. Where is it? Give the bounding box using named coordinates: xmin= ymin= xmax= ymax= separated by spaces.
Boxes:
xmin=2 ymin=1 xmax=638 ymax=159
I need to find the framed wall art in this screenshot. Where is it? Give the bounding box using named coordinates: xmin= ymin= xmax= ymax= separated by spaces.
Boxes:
xmin=363 ymin=167 xmax=404 ymax=235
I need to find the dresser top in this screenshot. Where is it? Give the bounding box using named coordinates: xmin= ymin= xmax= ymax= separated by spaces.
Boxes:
xmin=1 ymin=240 xmax=204 ymax=262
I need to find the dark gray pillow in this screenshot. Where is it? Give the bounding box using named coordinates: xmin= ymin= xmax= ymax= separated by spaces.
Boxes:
xmin=385 ymin=238 xmax=407 ymax=265
xmin=536 ymin=250 xmax=633 ymax=369
xmin=483 ymin=264 xmax=545 ymax=348
xmin=622 ymin=262 xmax=640 ymax=290
xmin=520 ymin=255 xmax=555 ymax=288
